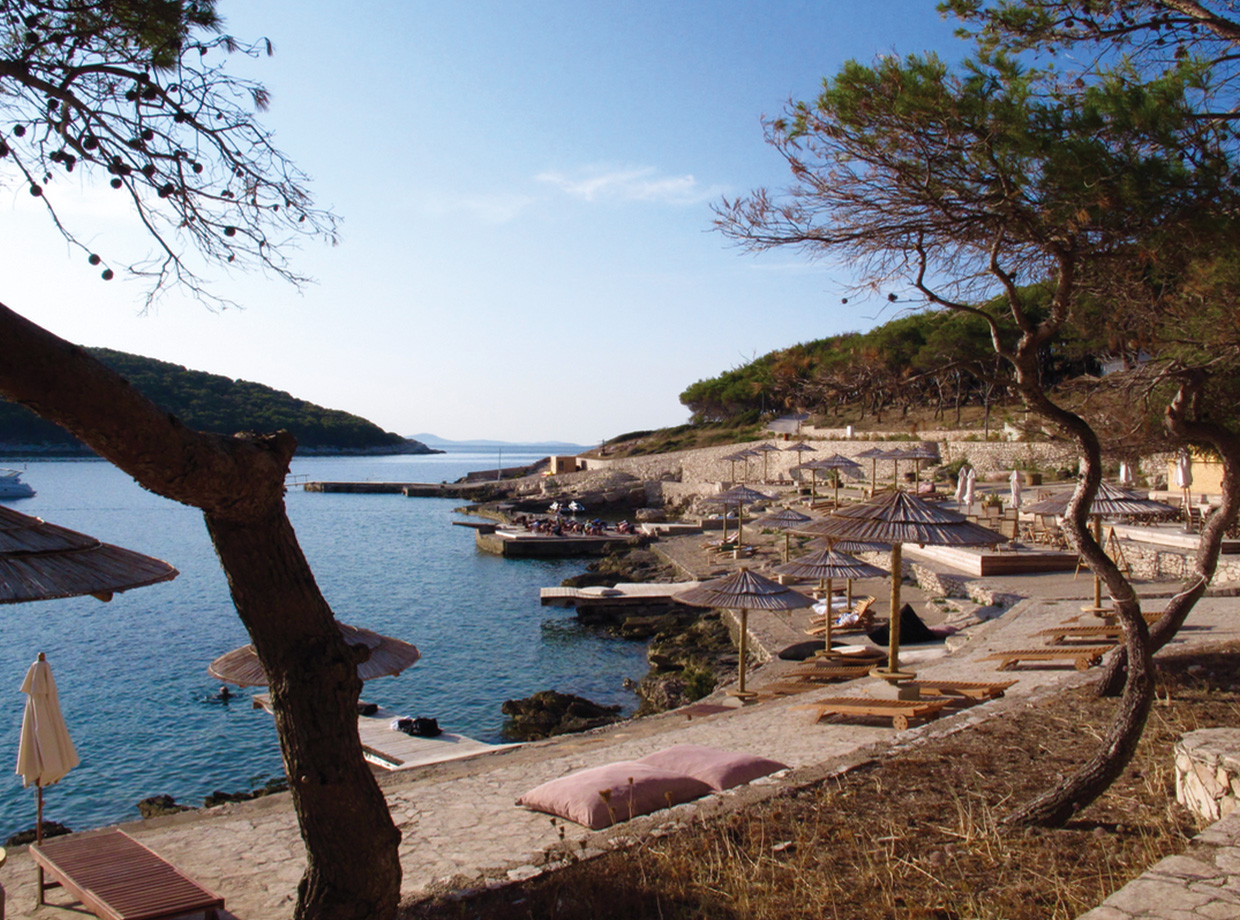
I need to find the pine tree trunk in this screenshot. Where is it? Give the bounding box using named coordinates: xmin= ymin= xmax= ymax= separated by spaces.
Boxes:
xmin=0 ymin=302 xmax=402 ymax=919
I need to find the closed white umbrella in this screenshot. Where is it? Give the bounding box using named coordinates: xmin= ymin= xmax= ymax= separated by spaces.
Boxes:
xmin=954 ymin=466 xmax=969 ymax=507
xmin=1175 ymin=452 xmax=1193 ymax=490
xmin=1009 ymin=469 xmax=1023 ymax=511
xmin=1118 ymin=461 xmax=1133 ymax=487
xmin=17 ymin=653 xmax=79 ymax=845
xmin=962 ymin=467 xmax=976 ymax=514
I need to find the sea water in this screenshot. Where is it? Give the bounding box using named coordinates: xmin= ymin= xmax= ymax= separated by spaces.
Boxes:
xmin=0 ymin=453 xmax=650 ymax=838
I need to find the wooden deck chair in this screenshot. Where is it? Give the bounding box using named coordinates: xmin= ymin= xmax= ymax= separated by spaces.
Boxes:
xmin=980 ymin=646 xmax=1114 ymax=671
xmin=792 ymin=696 xmax=952 ymax=731
xmin=900 ymin=680 xmax=1016 ymax=701
xmin=1035 ymin=624 xmax=1124 ymax=646
xmin=30 ymin=828 xmax=224 ymax=920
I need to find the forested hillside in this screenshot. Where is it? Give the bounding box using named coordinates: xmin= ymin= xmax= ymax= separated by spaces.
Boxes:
xmin=0 ymin=349 xmax=427 ymax=455
xmin=680 ymin=291 xmax=1119 ymax=428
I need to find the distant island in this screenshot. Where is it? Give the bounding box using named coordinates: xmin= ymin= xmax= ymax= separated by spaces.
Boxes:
xmin=0 ymin=348 xmax=439 ymax=457
xmin=411 ymin=434 xmax=592 ymax=452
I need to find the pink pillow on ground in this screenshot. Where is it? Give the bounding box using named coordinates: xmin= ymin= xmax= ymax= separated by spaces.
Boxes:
xmin=517 ymin=761 xmax=713 ymax=829
xmin=636 ymin=744 xmax=788 ymax=791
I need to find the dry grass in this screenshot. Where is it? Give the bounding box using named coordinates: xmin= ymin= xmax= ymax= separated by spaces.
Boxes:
xmin=404 ymin=643 xmax=1240 ymax=920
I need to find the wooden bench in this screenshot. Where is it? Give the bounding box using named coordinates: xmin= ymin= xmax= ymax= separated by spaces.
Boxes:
xmin=30 ymin=828 xmax=224 ymax=920
xmin=1035 ymin=624 xmax=1124 ymax=645
xmin=980 ymin=647 xmax=1114 ymax=672
xmin=792 ymin=696 xmax=952 ymax=731
xmin=901 ymin=680 xmax=1016 ymax=700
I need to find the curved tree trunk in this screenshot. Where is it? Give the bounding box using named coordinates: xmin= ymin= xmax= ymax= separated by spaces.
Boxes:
xmin=1097 ymin=376 xmax=1240 ymax=697
xmin=0 ymin=302 xmax=401 ymax=920
xmin=999 ymin=334 xmax=1154 ymax=827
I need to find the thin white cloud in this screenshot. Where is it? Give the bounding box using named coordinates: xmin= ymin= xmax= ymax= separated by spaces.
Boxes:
xmin=537 ymin=166 xmax=722 ymax=205
xmin=415 ymin=191 xmax=536 ymax=225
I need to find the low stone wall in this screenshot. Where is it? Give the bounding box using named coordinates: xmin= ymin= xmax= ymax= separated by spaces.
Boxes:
xmin=1176 ymin=728 xmax=1240 ymax=822
xmin=1124 ymin=543 xmax=1240 ymax=583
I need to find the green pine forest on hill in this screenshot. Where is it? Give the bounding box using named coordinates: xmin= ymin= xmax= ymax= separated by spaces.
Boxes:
xmin=0 ymin=349 xmax=420 ymax=455
xmin=678 ymin=290 xmax=1112 ymax=430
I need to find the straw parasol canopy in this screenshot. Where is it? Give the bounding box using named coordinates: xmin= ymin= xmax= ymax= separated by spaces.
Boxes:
xmin=855 ymin=446 xmax=887 ymax=495
xmin=0 ymin=505 xmax=178 ymax=604
xmin=748 ymin=443 xmax=781 ymax=482
xmin=903 ymin=444 xmax=941 ymax=488
xmin=209 ymin=622 xmax=421 ymax=688
xmin=803 ymin=537 xmax=892 ymax=605
xmin=784 ymin=442 xmax=817 ymax=467
xmin=17 ymin=652 xmax=80 ymax=845
xmin=754 ymin=507 xmax=813 ymax=561
xmin=773 ymin=550 xmax=887 ymax=656
xmin=812 ymin=454 xmax=863 ymax=506
xmin=793 ymin=490 xmax=1003 ymax=680
xmin=1024 ymin=483 xmax=1176 ymax=614
xmin=675 ymin=568 xmax=814 ymax=699
xmin=702 ymin=485 xmax=774 ymax=547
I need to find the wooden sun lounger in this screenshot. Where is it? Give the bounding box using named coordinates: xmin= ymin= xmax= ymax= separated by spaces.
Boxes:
xmin=753 ymin=681 xmax=824 ymax=699
xmin=792 ymin=696 xmax=952 ymax=730
xmin=980 ymin=646 xmax=1114 ymax=672
xmin=30 ymin=828 xmax=224 ymax=920
xmin=784 ymin=665 xmax=875 ymax=682
xmin=901 ymin=680 xmax=1016 ymax=700
xmin=1035 ymin=624 xmax=1124 ymax=645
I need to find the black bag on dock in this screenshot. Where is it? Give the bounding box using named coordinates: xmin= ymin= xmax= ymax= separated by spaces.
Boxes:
xmin=410 ymin=717 xmax=441 ymax=737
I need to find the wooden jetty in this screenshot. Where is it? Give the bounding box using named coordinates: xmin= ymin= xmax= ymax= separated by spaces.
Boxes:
xmin=540 ymin=582 xmax=701 ymax=609
xmin=252 ymin=695 xmax=515 ymax=771
xmin=475 ymin=528 xmax=647 ymax=558
xmin=302 ymin=481 xmax=496 ymax=498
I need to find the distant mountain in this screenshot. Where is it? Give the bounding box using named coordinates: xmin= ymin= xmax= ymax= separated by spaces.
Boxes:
xmin=0 ymin=349 xmax=438 ymax=456
xmin=412 ymin=434 xmax=591 ymax=451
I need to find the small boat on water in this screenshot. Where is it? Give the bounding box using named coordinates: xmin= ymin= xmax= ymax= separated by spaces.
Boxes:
xmin=0 ymin=469 xmax=35 ymax=499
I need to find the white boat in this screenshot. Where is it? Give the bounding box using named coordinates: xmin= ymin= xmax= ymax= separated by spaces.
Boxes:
xmin=0 ymin=469 xmax=35 ymax=499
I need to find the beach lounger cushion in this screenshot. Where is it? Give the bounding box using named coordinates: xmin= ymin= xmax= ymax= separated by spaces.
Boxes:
xmin=517 ymin=761 xmax=712 ymax=829
xmin=636 ymin=744 xmax=787 ymax=792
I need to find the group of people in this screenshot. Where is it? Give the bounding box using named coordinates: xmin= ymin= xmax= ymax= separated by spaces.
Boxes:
xmin=512 ymin=514 xmax=615 ymax=536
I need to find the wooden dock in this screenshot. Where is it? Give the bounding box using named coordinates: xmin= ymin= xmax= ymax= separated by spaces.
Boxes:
xmin=540 ymin=582 xmax=701 ymax=608
xmin=302 ymin=481 xmax=496 ymax=498
xmin=252 ymin=696 xmax=515 ymax=771
xmin=476 ymin=528 xmax=647 ymax=558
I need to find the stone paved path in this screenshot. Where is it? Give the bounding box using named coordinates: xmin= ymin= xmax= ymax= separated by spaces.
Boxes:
xmin=1 ymin=550 xmax=1237 ymax=919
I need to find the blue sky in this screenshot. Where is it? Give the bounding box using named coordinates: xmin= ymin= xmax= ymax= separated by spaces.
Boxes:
xmin=5 ymin=2 xmax=966 ymax=443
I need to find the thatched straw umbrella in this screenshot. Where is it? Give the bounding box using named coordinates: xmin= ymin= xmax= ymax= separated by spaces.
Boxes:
xmin=675 ymin=568 xmax=814 ymax=700
xmin=719 ymin=451 xmax=750 ymax=483
xmin=0 ymin=505 xmax=177 ymax=604
xmin=773 ymin=549 xmax=886 ymax=656
xmin=814 ymin=454 xmax=864 ymax=507
xmin=784 ymin=442 xmax=817 ymax=468
xmin=795 ymin=490 xmax=1003 ymax=681
xmin=903 ymin=443 xmax=942 ymax=489
xmin=749 ymin=443 xmax=781 ymax=483
xmin=804 ymin=538 xmax=892 ymax=607
xmin=210 ymin=621 xmax=420 ymax=687
xmin=702 ymin=485 xmax=773 ymax=548
xmin=1025 ymin=483 xmax=1176 ymax=614
xmin=754 ymin=507 xmax=813 ymax=561
xmin=855 ymin=447 xmax=886 ymax=496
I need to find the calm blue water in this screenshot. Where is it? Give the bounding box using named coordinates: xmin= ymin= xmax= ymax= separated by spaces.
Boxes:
xmin=0 ymin=453 xmax=650 ymax=838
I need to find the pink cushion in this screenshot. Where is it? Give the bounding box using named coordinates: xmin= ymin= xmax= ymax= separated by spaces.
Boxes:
xmin=636 ymin=744 xmax=787 ymax=791
xmin=517 ymin=762 xmax=712 ymax=829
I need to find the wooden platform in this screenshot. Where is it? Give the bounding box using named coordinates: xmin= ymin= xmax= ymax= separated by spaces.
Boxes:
xmin=252 ymin=697 xmax=516 ymax=771
xmin=31 ymin=829 xmax=224 ymax=920
xmin=903 ymin=543 xmax=1079 ymax=576
xmin=477 ymin=529 xmax=646 ymax=558
xmin=540 ymin=582 xmax=701 ymax=608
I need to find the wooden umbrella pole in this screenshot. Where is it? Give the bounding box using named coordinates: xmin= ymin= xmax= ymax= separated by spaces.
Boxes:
xmin=823 ymin=575 xmax=835 ymax=655
xmin=888 ymin=542 xmax=902 ymax=672
xmin=737 ymin=609 xmax=752 ymax=698
xmin=36 ymin=783 xmax=43 ymax=844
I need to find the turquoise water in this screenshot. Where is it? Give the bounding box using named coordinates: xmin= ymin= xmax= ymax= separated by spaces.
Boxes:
xmin=0 ymin=454 xmax=650 ymax=838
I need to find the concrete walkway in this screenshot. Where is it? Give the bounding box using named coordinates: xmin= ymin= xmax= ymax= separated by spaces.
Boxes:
xmin=0 ymin=556 xmax=1237 ymax=918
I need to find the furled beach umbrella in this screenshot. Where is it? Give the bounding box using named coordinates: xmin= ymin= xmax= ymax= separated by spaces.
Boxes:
xmin=754 ymin=507 xmax=813 ymax=561
xmin=953 ymin=464 xmax=970 ymax=507
xmin=209 ymin=622 xmax=421 ymax=687
xmin=17 ymin=653 xmax=79 ymax=847
xmin=701 ymin=486 xmax=774 ymax=548
xmin=0 ymin=505 xmax=178 ymax=604
xmin=1175 ymin=451 xmax=1195 ymax=528
xmin=962 ymin=467 xmax=977 ymax=514
xmin=1024 ymin=483 xmax=1176 ymax=614
xmin=749 ymin=443 xmax=781 ymax=483
xmin=773 ymin=550 xmax=886 ymax=655
xmin=1009 ymin=469 xmax=1024 ymax=512
xmin=794 ymin=491 xmax=1003 ymax=680
xmin=1118 ymin=461 xmax=1134 ymax=487
xmin=675 ymin=569 xmax=814 ymax=700
xmin=855 ymin=447 xmax=887 ymax=497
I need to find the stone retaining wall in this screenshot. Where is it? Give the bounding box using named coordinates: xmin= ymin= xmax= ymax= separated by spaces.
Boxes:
xmin=1124 ymin=544 xmax=1240 ymax=583
xmin=1176 ymin=728 xmax=1240 ymax=822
